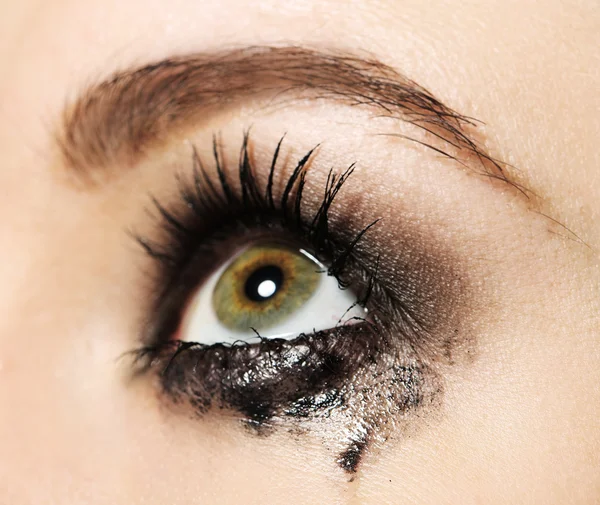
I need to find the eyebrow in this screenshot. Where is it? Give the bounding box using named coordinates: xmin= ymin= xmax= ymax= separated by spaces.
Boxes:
xmin=58 ymin=45 xmax=515 ymax=190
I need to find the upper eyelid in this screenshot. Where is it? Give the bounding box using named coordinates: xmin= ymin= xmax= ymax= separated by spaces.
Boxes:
xmin=56 ymin=45 xmax=520 ymax=196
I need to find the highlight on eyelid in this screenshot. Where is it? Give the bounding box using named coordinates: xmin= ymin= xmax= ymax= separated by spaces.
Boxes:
xmin=179 ymin=243 xmax=366 ymax=345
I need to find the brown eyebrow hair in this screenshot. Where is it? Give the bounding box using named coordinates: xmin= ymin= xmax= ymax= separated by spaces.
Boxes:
xmin=58 ymin=45 xmax=516 ymax=190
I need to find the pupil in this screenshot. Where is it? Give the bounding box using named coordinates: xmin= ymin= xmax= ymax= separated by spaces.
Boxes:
xmin=244 ymin=265 xmax=284 ymax=302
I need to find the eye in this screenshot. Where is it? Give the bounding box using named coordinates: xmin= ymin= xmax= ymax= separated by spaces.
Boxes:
xmin=132 ymin=134 xmax=459 ymax=475
xmin=179 ymin=243 xmax=365 ymax=345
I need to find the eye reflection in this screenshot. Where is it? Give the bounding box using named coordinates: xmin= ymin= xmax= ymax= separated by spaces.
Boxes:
xmin=180 ymin=243 xmax=365 ymax=345
xmin=246 ymin=265 xmax=281 ymax=300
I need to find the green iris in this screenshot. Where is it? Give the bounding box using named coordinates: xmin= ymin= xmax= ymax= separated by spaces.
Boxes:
xmin=212 ymin=244 xmax=321 ymax=332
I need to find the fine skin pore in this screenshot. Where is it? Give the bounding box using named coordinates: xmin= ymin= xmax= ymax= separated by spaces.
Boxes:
xmin=0 ymin=1 xmax=599 ymax=505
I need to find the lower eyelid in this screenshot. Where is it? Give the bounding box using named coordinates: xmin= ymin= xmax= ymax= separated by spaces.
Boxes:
xmin=141 ymin=314 xmax=436 ymax=474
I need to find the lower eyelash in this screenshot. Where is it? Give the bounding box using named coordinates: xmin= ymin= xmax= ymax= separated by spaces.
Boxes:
xmin=130 ymin=131 xmax=441 ymax=474
xmin=137 ymin=323 xmax=386 ymax=425
xmin=134 ymin=319 xmax=430 ymax=475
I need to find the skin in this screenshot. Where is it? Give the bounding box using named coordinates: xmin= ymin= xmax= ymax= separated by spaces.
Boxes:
xmin=0 ymin=0 xmax=599 ymax=503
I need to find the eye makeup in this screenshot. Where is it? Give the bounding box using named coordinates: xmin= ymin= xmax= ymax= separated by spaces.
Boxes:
xmin=132 ymin=132 xmax=470 ymax=474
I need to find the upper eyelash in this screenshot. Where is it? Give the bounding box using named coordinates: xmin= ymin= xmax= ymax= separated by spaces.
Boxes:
xmin=133 ymin=131 xmax=383 ymax=351
xmin=134 ymin=131 xmax=391 ymax=352
xmin=139 ymin=132 xmax=363 ymax=269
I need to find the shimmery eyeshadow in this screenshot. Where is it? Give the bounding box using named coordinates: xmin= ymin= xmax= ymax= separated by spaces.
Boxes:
xmin=144 ymin=320 xmax=437 ymax=473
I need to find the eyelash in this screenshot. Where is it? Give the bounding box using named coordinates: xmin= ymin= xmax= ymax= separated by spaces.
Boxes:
xmin=129 ymin=132 xmax=431 ymax=473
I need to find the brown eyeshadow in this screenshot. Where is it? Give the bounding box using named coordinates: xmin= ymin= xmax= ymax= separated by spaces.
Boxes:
xmin=137 ymin=135 xmax=476 ymax=475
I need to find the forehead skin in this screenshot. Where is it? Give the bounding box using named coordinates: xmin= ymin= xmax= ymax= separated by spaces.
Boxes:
xmin=0 ymin=1 xmax=599 ymax=504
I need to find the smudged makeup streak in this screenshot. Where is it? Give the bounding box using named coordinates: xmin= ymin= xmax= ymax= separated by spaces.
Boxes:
xmin=136 ymin=321 xmax=438 ymax=473
xmin=338 ymin=436 xmax=369 ymax=474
